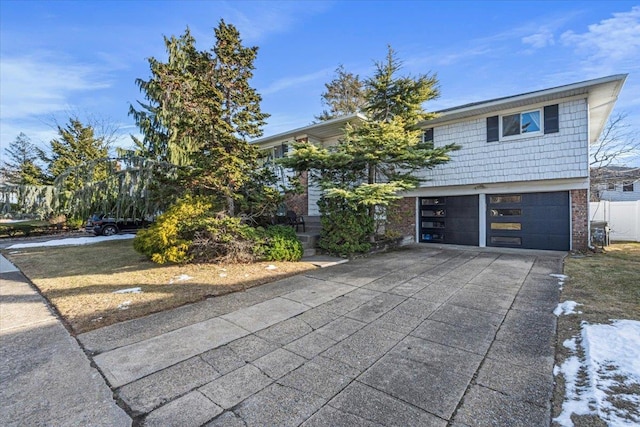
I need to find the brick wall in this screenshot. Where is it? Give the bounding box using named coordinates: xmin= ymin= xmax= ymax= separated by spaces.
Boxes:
xmin=386 ymin=197 xmax=416 ymax=241
xmin=571 ymin=189 xmax=589 ymax=251
xmin=283 ymin=171 xmax=308 ymax=216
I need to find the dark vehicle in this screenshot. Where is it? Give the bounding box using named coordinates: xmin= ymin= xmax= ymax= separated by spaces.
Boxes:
xmin=85 ymin=213 xmax=151 ymax=236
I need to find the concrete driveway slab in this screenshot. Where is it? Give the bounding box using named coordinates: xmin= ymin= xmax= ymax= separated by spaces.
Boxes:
xmin=7 ymin=246 xmax=566 ymax=426
xmin=220 ymin=297 xmax=309 ymax=332
xmin=328 ymin=381 xmax=446 ymax=427
xmin=94 ymin=317 xmax=249 ymax=387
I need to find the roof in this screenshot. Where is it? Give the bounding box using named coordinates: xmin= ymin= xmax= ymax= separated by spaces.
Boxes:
xmin=251 ymin=113 xmax=367 ymax=146
xmin=252 ymin=74 xmax=627 ymax=147
xmin=421 ymin=74 xmax=628 ymax=144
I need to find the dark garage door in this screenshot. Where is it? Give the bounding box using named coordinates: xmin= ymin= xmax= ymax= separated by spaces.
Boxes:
xmin=486 ymin=191 xmax=569 ymax=251
xmin=420 ymin=195 xmax=479 ymax=246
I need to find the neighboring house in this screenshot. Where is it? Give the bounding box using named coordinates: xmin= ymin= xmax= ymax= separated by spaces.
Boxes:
xmin=591 ymin=166 xmax=640 ymax=202
xmin=252 ymin=74 xmax=627 ymax=252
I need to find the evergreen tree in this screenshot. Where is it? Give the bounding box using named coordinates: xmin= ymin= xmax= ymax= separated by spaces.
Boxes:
xmin=282 ymin=47 xmax=459 ymax=250
xmin=130 ymin=20 xmax=269 ymax=215
xmin=1 ymin=133 xmax=45 ymax=185
xmin=315 ymin=65 xmax=366 ymax=121
xmin=43 ymin=118 xmax=110 ymax=192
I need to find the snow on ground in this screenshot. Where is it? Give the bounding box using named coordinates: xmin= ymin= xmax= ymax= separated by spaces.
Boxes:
xmin=112 ymin=287 xmax=142 ymax=294
xmin=6 ymin=234 xmax=135 ymax=249
xmin=554 ymin=319 xmax=640 ymax=427
xmin=169 ymin=274 xmax=193 ymax=284
xmin=554 ymin=301 xmax=582 ymax=316
xmin=551 ymin=273 xmax=569 ymax=290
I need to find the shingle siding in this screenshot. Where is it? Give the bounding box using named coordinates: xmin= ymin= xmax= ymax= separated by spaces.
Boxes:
xmin=417 ymin=99 xmax=589 ymax=187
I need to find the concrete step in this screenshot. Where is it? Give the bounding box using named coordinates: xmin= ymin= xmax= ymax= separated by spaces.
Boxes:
xmin=303 ymin=247 xmax=316 ymax=257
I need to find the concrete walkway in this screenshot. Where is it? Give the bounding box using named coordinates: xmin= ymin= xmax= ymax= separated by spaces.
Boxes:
xmin=1 ymin=245 xmax=564 ymax=426
xmin=0 ymin=256 xmax=131 ymax=426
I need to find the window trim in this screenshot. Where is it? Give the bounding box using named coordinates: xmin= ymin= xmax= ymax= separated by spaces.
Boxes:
xmin=487 ymin=103 xmax=559 ymax=143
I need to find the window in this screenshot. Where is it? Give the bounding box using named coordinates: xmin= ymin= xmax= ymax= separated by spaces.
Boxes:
xmin=421 ymin=197 xmax=444 ymax=205
xmin=607 ymin=183 xmax=616 ymax=190
xmin=623 ymin=182 xmax=634 ymax=192
xmin=489 ymin=195 xmax=522 ymax=204
xmin=502 ymin=110 xmax=541 ymax=137
xmin=490 ymin=208 xmax=522 ymax=216
xmin=490 ymin=236 xmax=521 ymax=245
xmin=487 ymin=104 xmax=558 ymax=142
xmin=490 ymin=222 xmax=522 ymax=230
xmin=421 ymin=128 xmax=434 ymax=144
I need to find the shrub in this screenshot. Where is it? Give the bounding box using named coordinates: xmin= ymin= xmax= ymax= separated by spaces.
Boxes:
xmin=261 ymin=225 xmax=303 ymax=261
xmin=133 ymin=195 xmax=214 ymax=264
xmin=317 ymin=196 xmax=373 ymax=257
xmin=188 ymin=216 xmax=263 ymax=264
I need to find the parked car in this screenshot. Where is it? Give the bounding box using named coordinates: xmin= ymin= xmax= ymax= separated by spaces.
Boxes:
xmin=85 ymin=213 xmax=151 ymax=236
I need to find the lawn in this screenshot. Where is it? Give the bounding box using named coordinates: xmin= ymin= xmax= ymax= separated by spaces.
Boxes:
xmin=3 ymin=239 xmax=316 ymax=334
xmin=552 ymin=242 xmax=640 ymax=426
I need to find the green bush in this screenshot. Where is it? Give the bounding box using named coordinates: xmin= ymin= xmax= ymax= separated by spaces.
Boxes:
xmin=134 ymin=195 xmax=214 ymax=264
xmin=317 ymin=196 xmax=373 ymax=257
xmin=261 ymin=225 xmax=303 ymax=261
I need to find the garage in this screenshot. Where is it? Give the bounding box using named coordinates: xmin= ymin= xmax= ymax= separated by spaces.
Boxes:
xmin=486 ymin=191 xmax=569 ymax=251
xmin=419 ymin=195 xmax=479 ymax=246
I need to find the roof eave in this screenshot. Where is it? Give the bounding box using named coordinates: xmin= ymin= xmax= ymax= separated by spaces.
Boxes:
xmin=251 ymin=112 xmax=367 ymax=146
xmin=420 ymin=74 xmax=628 ymax=143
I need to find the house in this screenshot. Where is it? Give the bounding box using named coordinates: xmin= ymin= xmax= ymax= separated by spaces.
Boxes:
xmin=252 ymin=74 xmax=627 ymax=252
xmin=591 ymin=166 xmax=640 ymax=202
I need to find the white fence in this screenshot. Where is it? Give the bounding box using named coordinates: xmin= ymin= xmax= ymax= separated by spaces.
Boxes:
xmin=590 ymin=201 xmax=640 ymax=242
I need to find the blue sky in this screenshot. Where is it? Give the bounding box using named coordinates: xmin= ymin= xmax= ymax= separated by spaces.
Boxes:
xmin=1 ymin=1 xmax=639 ymax=164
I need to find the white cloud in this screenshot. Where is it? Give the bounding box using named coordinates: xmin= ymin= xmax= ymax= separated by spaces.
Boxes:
xmin=522 ymin=28 xmax=555 ymax=49
xmin=260 ymin=67 xmax=333 ymax=95
xmin=0 ymin=54 xmax=112 ymax=121
xmin=560 ymin=6 xmax=640 ymax=63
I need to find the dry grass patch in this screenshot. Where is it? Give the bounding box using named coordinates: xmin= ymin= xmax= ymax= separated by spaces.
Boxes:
xmin=552 ymin=242 xmax=640 ymax=426
xmin=4 ymin=239 xmax=316 ymax=334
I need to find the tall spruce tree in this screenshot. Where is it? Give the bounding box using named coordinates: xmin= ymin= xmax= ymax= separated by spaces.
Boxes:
xmin=44 ymin=118 xmax=110 ymax=191
xmin=130 ymin=20 xmax=269 ymax=215
xmin=1 ymin=133 xmax=45 ymax=185
xmin=281 ymin=47 xmax=459 ymax=251
xmin=315 ymin=65 xmax=366 ymax=121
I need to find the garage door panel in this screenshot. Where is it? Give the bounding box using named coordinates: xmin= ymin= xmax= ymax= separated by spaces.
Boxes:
xmin=487 ymin=191 xmax=569 ymax=251
xmin=420 ymin=195 xmax=478 ymax=246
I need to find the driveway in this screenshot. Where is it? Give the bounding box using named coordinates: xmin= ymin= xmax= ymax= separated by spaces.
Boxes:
xmin=71 ymin=245 xmax=564 ymax=426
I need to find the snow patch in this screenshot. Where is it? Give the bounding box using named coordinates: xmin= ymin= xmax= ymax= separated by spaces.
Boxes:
xmin=112 ymin=287 xmax=142 ymax=294
xmin=554 ymin=319 xmax=640 ymax=426
xmin=550 ymin=273 xmax=568 ymax=290
xmin=117 ymin=301 xmax=132 ymax=310
xmin=554 ymin=301 xmax=582 ymax=316
xmin=169 ymin=274 xmax=193 ymax=284
xmin=6 ymin=234 xmax=135 ymax=249
xmin=266 ymin=264 xmax=277 ymax=270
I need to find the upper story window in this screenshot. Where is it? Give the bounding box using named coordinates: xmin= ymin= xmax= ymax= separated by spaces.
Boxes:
xmin=487 ymin=104 xmax=559 ymax=142
xmin=421 ymin=128 xmax=434 ymax=144
xmin=502 ymin=110 xmax=540 ymax=137
xmin=623 ymin=182 xmax=634 ymax=192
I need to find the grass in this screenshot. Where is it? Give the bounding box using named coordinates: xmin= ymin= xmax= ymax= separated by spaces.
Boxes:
xmin=3 ymin=239 xmax=317 ymax=334
xmin=552 ymin=242 xmax=640 ymax=427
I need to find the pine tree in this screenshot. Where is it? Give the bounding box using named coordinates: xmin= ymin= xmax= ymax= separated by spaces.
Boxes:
xmin=193 ymin=20 xmax=269 ymax=215
xmin=1 ymin=133 xmax=45 ymax=185
xmin=281 ymin=47 xmax=459 ymax=250
xmin=44 ymin=118 xmax=110 ymax=192
xmin=315 ymin=65 xmax=366 ymax=121
xmin=130 ymin=20 xmax=269 ymax=216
